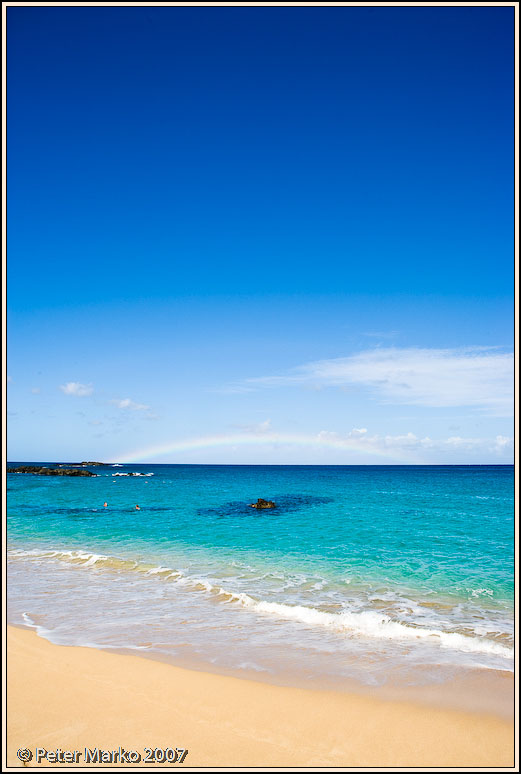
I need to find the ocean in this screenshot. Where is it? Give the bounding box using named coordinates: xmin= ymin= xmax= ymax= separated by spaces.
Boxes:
xmin=6 ymin=464 xmax=514 ymax=691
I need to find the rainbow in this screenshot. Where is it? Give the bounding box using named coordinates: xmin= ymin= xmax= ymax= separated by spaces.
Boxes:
xmin=112 ymin=432 xmax=416 ymax=464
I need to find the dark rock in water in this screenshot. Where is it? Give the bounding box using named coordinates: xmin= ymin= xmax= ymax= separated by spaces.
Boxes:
xmin=7 ymin=465 xmax=96 ymax=477
xmin=80 ymin=461 xmax=107 ymax=466
xmin=199 ymin=494 xmax=333 ymax=519
xmin=250 ymin=498 xmax=276 ymax=509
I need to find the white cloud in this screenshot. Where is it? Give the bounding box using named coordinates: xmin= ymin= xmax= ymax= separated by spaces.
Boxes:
xmin=444 ymin=436 xmax=485 ymax=449
xmin=315 ymin=427 xmax=513 ymax=458
xmin=234 ymin=419 xmax=273 ymax=435
xmin=245 ymin=346 xmax=514 ymax=416
xmin=31 ymin=387 xmax=41 ymax=394
xmin=493 ymin=435 xmax=514 ymax=453
xmin=60 ymin=382 xmax=94 ymax=397
xmin=111 ymin=397 xmax=150 ymax=411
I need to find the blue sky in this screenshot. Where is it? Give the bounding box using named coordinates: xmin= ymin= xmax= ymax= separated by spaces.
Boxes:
xmin=7 ymin=6 xmax=514 ymax=463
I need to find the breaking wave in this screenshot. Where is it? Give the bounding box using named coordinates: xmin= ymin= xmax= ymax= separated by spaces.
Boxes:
xmin=7 ymin=547 xmax=513 ymax=661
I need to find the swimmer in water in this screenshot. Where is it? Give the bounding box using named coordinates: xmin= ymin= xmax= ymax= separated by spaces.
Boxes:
xmin=135 ymin=504 xmax=140 ymax=510
xmin=103 ymin=502 xmax=108 ymax=507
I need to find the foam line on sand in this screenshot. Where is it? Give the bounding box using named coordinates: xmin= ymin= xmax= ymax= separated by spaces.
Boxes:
xmin=5 ymin=626 xmax=515 ymax=768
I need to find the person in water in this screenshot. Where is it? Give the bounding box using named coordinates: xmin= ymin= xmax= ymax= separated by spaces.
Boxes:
xmin=135 ymin=504 xmax=140 ymax=510
xmin=103 ymin=502 xmax=108 ymax=507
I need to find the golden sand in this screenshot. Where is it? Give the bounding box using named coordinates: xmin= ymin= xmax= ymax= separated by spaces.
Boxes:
xmin=6 ymin=626 xmax=515 ymax=768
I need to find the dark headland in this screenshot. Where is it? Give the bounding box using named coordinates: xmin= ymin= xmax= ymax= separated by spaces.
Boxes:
xmin=7 ymin=465 xmax=97 ymax=477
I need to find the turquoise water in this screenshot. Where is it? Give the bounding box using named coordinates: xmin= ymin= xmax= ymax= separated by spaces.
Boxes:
xmin=7 ymin=464 xmax=514 ymax=687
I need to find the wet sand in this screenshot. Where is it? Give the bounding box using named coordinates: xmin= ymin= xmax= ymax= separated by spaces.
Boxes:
xmin=6 ymin=626 xmax=515 ymax=768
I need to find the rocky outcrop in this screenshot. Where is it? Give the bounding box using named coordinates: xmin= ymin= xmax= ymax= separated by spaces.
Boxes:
xmin=250 ymin=498 xmax=276 ymax=509
xmin=112 ymin=471 xmax=152 ymax=477
xmin=7 ymin=466 xmax=96 ymax=477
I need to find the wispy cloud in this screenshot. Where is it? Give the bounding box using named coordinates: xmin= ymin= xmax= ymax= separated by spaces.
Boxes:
xmin=232 ymin=419 xmax=273 ymax=435
xmin=31 ymin=387 xmax=41 ymax=394
xmin=242 ymin=346 xmax=514 ymax=416
xmin=362 ymin=330 xmax=399 ymax=339
xmin=111 ymin=397 xmax=150 ymax=411
xmin=60 ymin=381 xmax=94 ymax=397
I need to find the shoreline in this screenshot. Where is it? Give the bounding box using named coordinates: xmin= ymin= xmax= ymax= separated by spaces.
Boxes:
xmin=9 ymin=617 xmax=515 ymax=721
xmin=104 ymin=636 xmax=516 ymax=721
xmin=6 ymin=625 xmax=515 ymax=768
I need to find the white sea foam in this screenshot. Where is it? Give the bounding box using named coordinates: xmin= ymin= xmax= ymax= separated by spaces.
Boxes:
xmin=20 ymin=611 xmax=55 ymax=640
xmin=7 ymin=546 xmax=514 ymax=661
xmin=468 ymin=587 xmax=494 ymax=598
xmin=144 ymin=565 xmax=181 ymax=578
xmin=81 ymin=553 xmax=107 ymax=567
xmin=111 ymin=471 xmax=154 ymax=477
xmin=237 ymin=661 xmax=270 ymax=672
xmin=239 ymin=600 xmax=513 ymax=658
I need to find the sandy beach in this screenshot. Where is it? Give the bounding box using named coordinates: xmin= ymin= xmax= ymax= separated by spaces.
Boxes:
xmin=6 ymin=626 xmax=514 ymax=768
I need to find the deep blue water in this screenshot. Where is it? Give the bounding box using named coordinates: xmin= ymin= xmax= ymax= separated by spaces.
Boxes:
xmin=7 ymin=464 xmax=514 ymax=687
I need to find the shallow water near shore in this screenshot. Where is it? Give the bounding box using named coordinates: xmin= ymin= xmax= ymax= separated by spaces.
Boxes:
xmin=7 ymin=464 xmax=514 ymax=709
